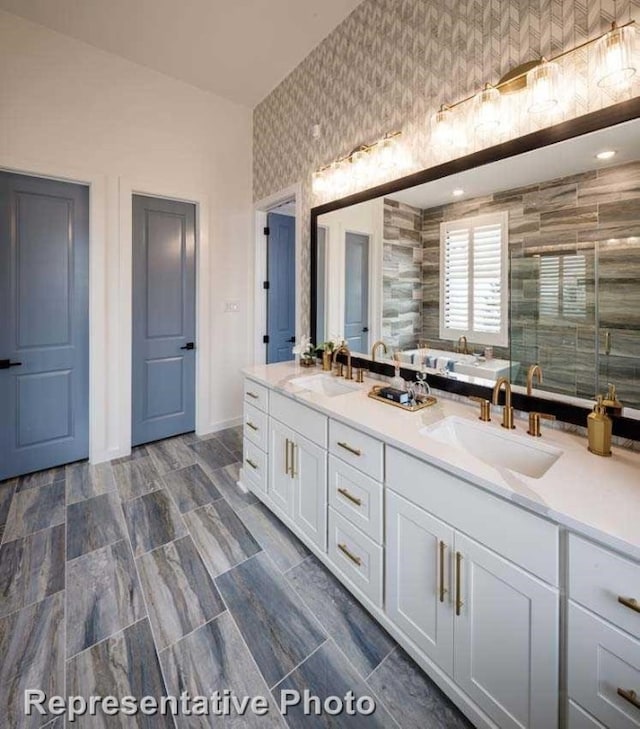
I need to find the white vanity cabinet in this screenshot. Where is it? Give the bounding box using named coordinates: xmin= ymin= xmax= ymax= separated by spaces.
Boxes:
xmin=567 ymin=534 xmax=640 ymax=729
xmin=267 ymin=391 xmax=328 ymax=552
xmin=386 ymin=447 xmax=560 ymax=729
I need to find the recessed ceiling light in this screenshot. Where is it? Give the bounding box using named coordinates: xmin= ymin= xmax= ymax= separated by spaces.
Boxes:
xmin=596 ymin=150 xmax=616 ymax=160
xmin=452 ymin=188 xmax=464 ymax=197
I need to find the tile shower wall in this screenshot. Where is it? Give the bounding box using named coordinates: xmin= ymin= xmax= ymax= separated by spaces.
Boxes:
xmin=420 ymin=160 xmax=640 ymax=405
xmin=253 ymin=0 xmax=640 ymax=338
xmin=382 ymin=198 xmax=423 ymax=348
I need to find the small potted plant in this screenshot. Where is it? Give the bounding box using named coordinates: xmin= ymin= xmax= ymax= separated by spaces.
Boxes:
xmin=292 ymin=335 xmax=316 ymax=367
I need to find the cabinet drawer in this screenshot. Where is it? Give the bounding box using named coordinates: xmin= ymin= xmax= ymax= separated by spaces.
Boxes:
xmin=244 ymin=379 xmax=269 ymax=412
xmin=244 ymin=403 xmax=268 ymax=451
xmin=569 ymin=534 xmax=640 ymax=640
xmin=568 ymin=701 xmax=606 ymax=729
xmin=386 ymin=447 xmax=559 ymax=586
xmin=568 ymin=602 xmax=640 ymax=728
xmin=328 ymin=456 xmax=383 ymax=543
xmin=328 ymin=508 xmax=383 ymax=607
xmin=270 ymin=391 xmax=327 ymax=448
xmin=329 ymin=420 xmax=383 ymax=481
xmin=243 ymin=440 xmax=266 ymax=495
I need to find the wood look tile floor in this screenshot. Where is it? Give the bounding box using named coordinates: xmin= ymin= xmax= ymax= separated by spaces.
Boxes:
xmin=0 ymin=428 xmax=473 ymax=728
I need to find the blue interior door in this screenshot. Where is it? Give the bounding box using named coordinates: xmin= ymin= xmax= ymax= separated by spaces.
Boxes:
xmin=132 ymin=195 xmax=196 ymax=446
xmin=267 ymin=212 xmax=295 ymax=363
xmin=344 ymin=232 xmax=370 ymax=353
xmin=0 ymin=172 xmax=89 ymax=480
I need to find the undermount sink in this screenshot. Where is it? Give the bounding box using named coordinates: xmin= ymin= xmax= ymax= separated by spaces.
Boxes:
xmin=421 ymin=416 xmax=562 ymax=479
xmin=289 ymin=373 xmax=359 ymax=397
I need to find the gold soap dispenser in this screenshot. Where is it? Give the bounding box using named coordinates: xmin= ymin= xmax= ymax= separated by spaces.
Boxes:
xmin=587 ymin=395 xmax=612 ymax=457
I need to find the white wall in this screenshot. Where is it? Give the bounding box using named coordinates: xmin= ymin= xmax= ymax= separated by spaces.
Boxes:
xmin=0 ymin=11 xmax=253 ymax=463
xmin=318 ymin=198 xmax=383 ymax=348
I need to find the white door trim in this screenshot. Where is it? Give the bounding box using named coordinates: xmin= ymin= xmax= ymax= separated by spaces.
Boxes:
xmin=253 ymin=183 xmax=302 ymax=365
xmin=119 ymin=177 xmax=211 ymax=459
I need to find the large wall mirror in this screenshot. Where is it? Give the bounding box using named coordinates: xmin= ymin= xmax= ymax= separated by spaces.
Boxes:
xmin=311 ymin=112 xmax=640 ymax=413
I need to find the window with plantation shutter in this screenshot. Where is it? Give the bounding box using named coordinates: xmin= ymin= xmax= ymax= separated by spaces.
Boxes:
xmin=538 ymin=253 xmax=586 ymax=319
xmin=440 ymin=212 xmax=508 ymax=347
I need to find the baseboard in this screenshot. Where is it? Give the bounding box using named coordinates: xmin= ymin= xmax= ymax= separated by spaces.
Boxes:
xmin=198 ymin=416 xmax=242 ymax=438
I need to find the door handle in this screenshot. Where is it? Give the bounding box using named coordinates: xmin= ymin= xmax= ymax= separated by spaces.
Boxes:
xmin=287 ymin=336 xmax=296 ymax=343
xmin=439 ymin=541 xmax=448 ymax=603
xmin=455 ymin=551 xmax=464 ymax=616
xmin=180 ymin=342 xmax=195 ymax=350
xmin=362 ymin=327 xmax=369 ymax=332
xmin=0 ymin=360 xmax=22 ymax=369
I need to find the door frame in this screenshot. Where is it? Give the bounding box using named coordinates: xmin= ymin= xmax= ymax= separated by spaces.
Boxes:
xmin=342 ymin=228 xmax=372 ymax=350
xmin=120 ymin=178 xmax=209 ymax=457
xmin=253 ymin=183 xmax=302 ymax=365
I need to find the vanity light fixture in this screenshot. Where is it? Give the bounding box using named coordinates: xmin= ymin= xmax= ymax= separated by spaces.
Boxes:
xmin=312 ymin=131 xmax=402 ymax=197
xmin=596 ymin=149 xmax=617 ymax=160
xmin=527 ymin=59 xmax=561 ymax=113
xmin=596 ymin=21 xmax=637 ymax=88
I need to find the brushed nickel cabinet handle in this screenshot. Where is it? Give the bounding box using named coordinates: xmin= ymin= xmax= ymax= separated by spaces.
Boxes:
xmin=439 ymin=541 xmax=448 ymax=603
xmin=618 ymin=596 xmax=640 ymax=614
xmin=455 ymin=551 xmax=463 ymax=616
xmin=285 ymin=438 xmax=290 ymax=476
xmin=246 ymin=391 xmax=259 ymax=399
xmin=290 ymin=442 xmax=297 ymax=478
xmin=338 ymin=542 xmax=362 ymax=566
xmin=245 ymin=458 xmax=258 ymax=470
xmin=337 ymin=441 xmax=362 ymax=457
xmin=617 ymin=688 xmax=640 ymax=710
xmin=337 ymin=487 xmax=362 ymax=506
xmin=246 ymin=421 xmax=258 ymax=431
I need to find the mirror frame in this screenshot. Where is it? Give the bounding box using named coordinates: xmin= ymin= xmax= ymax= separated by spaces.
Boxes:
xmin=310 ymin=98 xmax=640 ymax=441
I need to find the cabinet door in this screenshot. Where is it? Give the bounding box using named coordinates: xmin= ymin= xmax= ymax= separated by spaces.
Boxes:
xmin=454 ymin=533 xmax=559 ymax=729
xmin=292 ymin=433 xmax=327 ymax=552
xmin=386 ymin=491 xmax=455 ymax=676
xmin=268 ymin=418 xmax=294 ymax=518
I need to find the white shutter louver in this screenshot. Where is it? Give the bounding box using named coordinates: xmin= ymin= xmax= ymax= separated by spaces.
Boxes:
xmin=440 ymin=212 xmax=508 ymax=346
xmin=539 ymin=253 xmax=586 ymax=319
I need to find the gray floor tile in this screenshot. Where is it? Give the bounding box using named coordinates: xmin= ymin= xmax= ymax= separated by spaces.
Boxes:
xmin=67 ymin=618 xmax=173 ymax=728
xmin=287 ymin=556 xmax=395 ymax=678
xmin=183 ymin=499 xmax=261 ymax=577
xmin=275 ymin=641 xmax=395 ymax=728
xmin=4 ymin=481 xmax=65 ymax=543
xmin=0 ymin=592 xmax=64 ymax=729
xmin=147 ymin=438 xmax=196 ymax=475
xmin=160 ymin=612 xmax=286 ymax=728
xmin=205 ymin=463 xmax=257 ymax=512
xmin=66 ymin=492 xmax=127 ymax=560
xmin=216 ymin=552 xmax=326 ymax=688
xmin=163 ymin=463 xmax=222 ymax=513
xmin=113 ymin=455 xmax=161 ymax=501
xmin=66 ymin=461 xmax=117 ymax=505
xmin=239 ymin=502 xmax=309 ymax=573
xmin=123 ymin=489 xmax=187 ymax=557
xmin=0 ymin=478 xmax=17 ymax=526
xmin=136 ymin=535 xmax=225 ymax=650
xmin=0 ymin=524 xmax=65 ymax=618
xmin=111 ymin=445 xmax=149 ymax=464
xmin=16 ymin=466 xmax=66 ymax=492
xmin=66 ymin=539 xmax=145 ymax=657
xmin=367 ymin=647 xmax=474 ymax=729
xmin=189 ymin=438 xmax=237 ymax=472
xmin=214 ymin=427 xmax=243 ymax=460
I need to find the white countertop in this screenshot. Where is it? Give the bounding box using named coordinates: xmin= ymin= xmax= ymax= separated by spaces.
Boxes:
xmin=243 ymin=361 xmax=640 ymax=561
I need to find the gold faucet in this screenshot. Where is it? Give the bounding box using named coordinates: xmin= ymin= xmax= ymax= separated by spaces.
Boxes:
xmin=492 ymin=377 xmax=515 ymax=429
xmin=457 ymin=336 xmax=469 ymax=355
xmin=371 ymin=340 xmax=388 ymax=362
xmin=333 ymin=344 xmax=352 ymax=380
xmin=526 ymin=364 xmax=543 ymax=396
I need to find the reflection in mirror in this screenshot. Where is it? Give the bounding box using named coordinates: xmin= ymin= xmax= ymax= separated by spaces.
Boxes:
xmin=314 ymin=118 xmax=640 ymax=409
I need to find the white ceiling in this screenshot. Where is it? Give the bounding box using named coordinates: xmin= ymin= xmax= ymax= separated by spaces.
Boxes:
xmin=0 ymin=0 xmax=363 ymax=107
xmin=389 ymin=119 xmax=640 ymax=209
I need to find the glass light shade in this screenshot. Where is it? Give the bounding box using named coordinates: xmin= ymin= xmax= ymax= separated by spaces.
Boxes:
xmin=473 ymin=85 xmax=502 ymax=135
xmin=312 ymin=168 xmax=327 ymax=195
xmin=350 ymin=148 xmax=370 ymax=188
xmin=377 ymin=136 xmax=398 ymax=173
xmin=527 ymin=61 xmax=561 ymax=113
xmin=596 ymin=24 xmax=636 ymax=88
xmin=431 ymin=106 xmax=469 ymax=149
xmin=329 ymin=162 xmax=348 ymax=196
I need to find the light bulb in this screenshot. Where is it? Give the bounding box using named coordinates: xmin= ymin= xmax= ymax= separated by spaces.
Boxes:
xmin=377 ymin=136 xmax=397 ymax=173
xmin=527 ymin=60 xmax=561 ymax=113
xmin=474 ymin=84 xmax=502 ymax=135
xmin=431 ymin=105 xmax=468 ymax=150
xmin=596 ymin=23 xmax=636 ymax=88
xmin=312 ymin=168 xmax=327 ymax=195
xmin=350 ymin=148 xmax=370 ymax=189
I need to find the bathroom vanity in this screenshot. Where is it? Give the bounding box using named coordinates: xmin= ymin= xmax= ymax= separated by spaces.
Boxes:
xmin=239 ymin=362 xmax=640 ymax=729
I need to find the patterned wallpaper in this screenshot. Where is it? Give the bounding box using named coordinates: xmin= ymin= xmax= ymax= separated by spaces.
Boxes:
xmin=253 ymin=0 xmax=640 ymax=335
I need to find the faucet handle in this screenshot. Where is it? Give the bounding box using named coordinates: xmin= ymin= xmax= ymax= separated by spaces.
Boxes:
xmin=469 ymin=396 xmax=491 ymax=422
xmin=527 ymin=411 xmax=555 ymax=437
